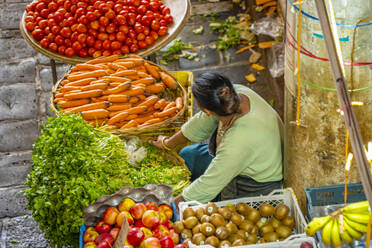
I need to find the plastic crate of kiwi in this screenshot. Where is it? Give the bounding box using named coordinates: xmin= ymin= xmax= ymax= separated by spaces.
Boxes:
xmin=177 ymin=188 xmax=315 ymax=248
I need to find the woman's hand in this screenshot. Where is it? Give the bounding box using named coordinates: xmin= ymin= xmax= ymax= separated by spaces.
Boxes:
xmin=149 ymin=135 xmax=167 ymax=150
xmin=174 ymin=194 xmax=185 ymax=209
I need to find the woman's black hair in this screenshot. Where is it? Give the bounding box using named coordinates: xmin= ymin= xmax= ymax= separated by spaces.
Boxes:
xmin=192 ymin=71 xmax=241 ymax=116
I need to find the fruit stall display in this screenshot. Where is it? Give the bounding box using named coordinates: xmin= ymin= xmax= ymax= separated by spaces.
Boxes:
xmin=51 ymin=54 xmax=187 ymax=133
xmin=177 ymin=189 xmax=311 ymax=247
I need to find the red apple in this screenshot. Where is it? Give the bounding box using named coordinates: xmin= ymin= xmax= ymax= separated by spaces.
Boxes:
xmin=166 ymin=221 xmax=173 ymax=230
xmin=95 ymin=233 xmax=114 ymax=245
xmin=169 ymin=230 xmax=179 ymax=244
xmin=174 ymin=244 xmax=186 ymax=248
xmin=130 ymin=203 xmax=147 ymax=219
xmin=160 ymin=236 xmax=174 ymax=248
xmin=98 ymin=241 xmax=112 ymax=248
xmin=86 ymin=227 xmax=97 ymax=232
xmin=103 ymin=207 xmax=120 ymax=225
xmin=159 ymin=205 xmax=173 ymax=220
xmin=127 ymin=227 xmax=145 ymax=246
xmin=142 ymin=237 xmax=161 ymax=248
xmin=110 ymin=227 xmax=121 ymax=241
xmin=84 ymin=230 xmax=100 ymax=243
xmin=145 ymin=201 xmax=159 ymax=211
xmin=140 ymin=227 xmax=153 ymax=239
xmin=83 ymin=242 xmax=97 ymax=248
xmin=117 ymin=211 xmax=134 ymax=227
xmin=118 ymin=198 xmax=136 ymax=212
xmin=135 ymin=219 xmax=145 ymax=228
xmin=142 ymin=210 xmax=160 ymax=228
xmin=96 ymin=220 xmax=111 ymax=234
xmin=152 ymin=225 xmax=170 ymax=239
xmin=159 ymin=212 xmax=168 ymax=226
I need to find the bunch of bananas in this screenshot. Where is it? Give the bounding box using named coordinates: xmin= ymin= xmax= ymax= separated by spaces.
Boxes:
xmin=305 ymin=201 xmax=371 ymax=247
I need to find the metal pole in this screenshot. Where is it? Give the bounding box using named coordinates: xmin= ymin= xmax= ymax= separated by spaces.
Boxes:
xmin=314 ymin=0 xmax=372 ymax=207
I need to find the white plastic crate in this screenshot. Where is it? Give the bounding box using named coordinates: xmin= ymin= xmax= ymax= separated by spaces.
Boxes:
xmin=179 ymin=188 xmax=311 ymax=248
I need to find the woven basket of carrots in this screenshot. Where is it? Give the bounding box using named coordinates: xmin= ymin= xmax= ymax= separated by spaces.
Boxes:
xmin=51 ymin=54 xmax=187 ymax=136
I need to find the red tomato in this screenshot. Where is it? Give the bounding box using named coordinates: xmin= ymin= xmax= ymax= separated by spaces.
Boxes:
xmin=70 ymin=5 xmax=77 ymax=14
xmin=48 ymin=42 xmax=58 ymax=52
xmin=57 ymin=0 xmax=64 ymax=6
xmin=162 ymin=7 xmax=170 ymax=15
xmin=108 ymin=33 xmax=116 ymax=40
xmin=71 ymin=31 xmax=79 ymax=42
xmin=55 ymin=35 xmax=64 ymax=45
xmin=77 ymin=23 xmax=87 ymax=33
xmin=116 ymin=14 xmax=126 ymax=25
xmin=105 ymin=10 xmax=116 ymax=19
xmin=93 ymin=50 xmax=102 ymax=58
xmin=77 ymin=33 xmax=87 ymax=43
xmin=58 ymin=45 xmax=66 ymax=55
xmin=71 ymin=23 xmax=78 ymax=32
xmin=132 ymin=0 xmax=141 ymax=7
xmin=88 ymin=28 xmax=98 ymax=37
xmin=158 ymin=4 xmax=165 ymax=12
xmin=157 ymin=26 xmax=167 ymax=36
xmin=54 ymin=12 xmax=63 ymax=22
xmin=47 ymin=18 xmax=56 ymax=28
xmin=125 ymin=37 xmax=133 ymax=46
xmin=119 ymin=25 xmax=129 ymax=33
xmin=90 ymin=20 xmax=99 ymax=30
xmin=40 ymin=38 xmax=50 ymax=48
xmin=159 ymin=19 xmax=167 ymax=27
xmin=94 ymin=9 xmax=101 ymax=18
xmin=35 ymin=16 xmax=43 ymax=24
xmin=127 ymin=13 xmax=136 ymax=25
xmin=121 ymin=45 xmax=129 ymax=54
xmin=40 ymin=9 xmax=50 ymax=18
xmin=98 ymin=26 xmax=106 ymax=33
xmin=111 ymin=41 xmax=121 ymax=50
xmin=102 ymin=40 xmax=111 ymax=49
xmin=63 ymin=0 xmax=72 ymax=10
xmin=65 ymin=47 xmax=75 ymax=57
xmin=26 ymin=22 xmax=36 ymax=31
xmin=116 ymin=31 xmax=126 ymax=41
xmin=38 ymin=20 xmax=48 ymax=29
xmin=150 ymin=30 xmax=158 ymax=40
xmin=72 ymin=41 xmax=82 ymax=51
xmin=99 ymin=16 xmax=109 ymax=26
xmin=134 ymin=23 xmax=144 ymax=33
xmin=77 ymin=2 xmax=87 ymax=8
xmin=50 ymin=25 xmax=60 ymax=35
xmin=112 ymin=50 xmax=121 ymax=55
xmin=141 ymin=0 xmax=150 ymax=7
xmin=78 ymin=15 xmax=88 ymax=25
xmin=114 ymin=3 xmax=123 ymax=13
xmin=97 ymin=32 xmax=108 ymax=40
xmin=36 ymin=2 xmax=47 ymax=12
xmin=137 ymin=5 xmax=147 ymax=15
xmin=94 ymin=40 xmax=103 ymax=49
xmin=32 ymin=29 xmax=44 ymax=40
xmin=153 ymin=12 xmax=161 ymax=21
xmin=149 ymin=1 xmax=160 ymax=11
xmin=86 ymin=11 xmax=96 ymax=21
xmin=106 ymin=23 xmax=116 ymax=33
xmin=128 ymin=29 xmax=136 ymax=39
xmin=60 ymin=27 xmax=72 ymax=38
xmin=64 ymin=38 xmax=72 ymax=47
xmin=145 ymin=35 xmax=154 ymax=45
xmin=25 ymin=16 xmax=34 ymax=23
xmin=151 ymin=19 xmax=160 ymax=30
xmin=93 ymin=1 xmax=102 ymax=9
xmin=86 ymin=35 xmax=95 ymax=46
xmin=58 ymin=8 xmax=67 ymax=15
xmin=78 ymin=48 xmax=88 ymax=57
xmin=47 ymin=33 xmax=55 ymax=42
xmin=130 ymin=43 xmax=138 ymax=53
xmin=75 ymin=7 xmax=85 ymax=17
xmin=136 ymin=14 xmax=142 ymax=22
xmin=107 ymin=0 xmax=115 ymax=8
xmin=99 ymin=3 xmax=109 ymax=12
xmin=137 ymin=32 xmax=145 ymax=40
xmin=102 ymin=50 xmax=112 ymax=56
xmin=143 ymin=26 xmax=150 ymax=35
xmin=44 ymin=26 xmax=51 ymax=35
xmin=88 ymin=47 xmax=95 ymax=56
xmin=65 ymin=16 xmax=75 ymax=26
xmin=141 ymin=15 xmax=151 ymax=26
xmin=164 ymin=14 xmax=173 ymax=24
xmin=138 ymin=40 xmax=147 ymax=49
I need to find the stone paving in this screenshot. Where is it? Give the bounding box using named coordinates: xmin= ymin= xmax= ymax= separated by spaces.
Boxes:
xmin=0 ymin=0 xmax=280 ymax=246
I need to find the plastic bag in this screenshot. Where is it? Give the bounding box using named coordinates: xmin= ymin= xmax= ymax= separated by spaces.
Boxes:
xmin=267 ymin=42 xmax=285 ymax=78
xmin=123 ymin=138 xmax=147 ymax=166
xmin=250 ymin=17 xmax=284 ymax=39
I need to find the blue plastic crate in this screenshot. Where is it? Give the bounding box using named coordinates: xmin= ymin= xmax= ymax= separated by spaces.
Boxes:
xmin=80 ymin=202 xmax=177 ymax=248
xmin=305 ymin=183 xmax=367 ymax=248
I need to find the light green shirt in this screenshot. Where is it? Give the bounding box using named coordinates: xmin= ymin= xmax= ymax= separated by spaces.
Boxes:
xmin=181 ymin=84 xmax=283 ymax=203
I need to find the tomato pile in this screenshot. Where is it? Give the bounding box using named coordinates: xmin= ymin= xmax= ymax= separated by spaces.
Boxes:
xmin=24 ymin=0 xmax=173 ymax=57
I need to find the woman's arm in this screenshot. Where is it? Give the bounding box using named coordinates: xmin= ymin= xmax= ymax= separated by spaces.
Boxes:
xmin=149 ymin=131 xmax=189 ymax=150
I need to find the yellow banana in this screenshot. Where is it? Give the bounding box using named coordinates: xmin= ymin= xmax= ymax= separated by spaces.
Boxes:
xmin=342 ymin=217 xmax=363 ymax=240
xmin=321 ymin=218 xmax=334 ymax=246
xmin=344 ymin=216 xmax=368 ymax=233
xmin=305 ymin=215 xmax=332 ymax=236
xmin=343 ymin=201 xmax=370 ymax=213
xmin=331 ymin=218 xmax=342 ymax=247
xmin=343 ymin=212 xmax=371 ymax=224
xmin=340 ymin=228 xmax=353 ymax=244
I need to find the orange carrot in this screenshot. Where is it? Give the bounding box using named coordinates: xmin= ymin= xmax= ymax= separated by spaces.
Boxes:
xmin=81 ymin=83 xmax=108 ymax=91
xmin=154 ymin=99 xmax=167 ymax=109
xmin=55 ymin=92 xmax=64 ymax=98
xmin=108 ymin=94 xmax=130 ymax=103
xmin=134 ymin=113 xmax=154 ymax=124
xmin=164 ymin=102 xmax=176 ymax=111
xmin=87 ymin=118 xmax=107 ymax=127
xmin=116 ymin=58 xmax=144 ymax=66
xmin=111 ymin=70 xmax=137 ymax=77
xmin=107 ymin=111 xmax=129 ymax=125
xmin=126 ymin=106 xmax=148 ymax=115
xmin=58 ymin=99 xmax=90 ymax=108
xmin=103 ymin=82 xmax=131 ymax=95
xmin=103 ymin=76 xmax=131 ymax=83
xmin=138 ymin=95 xmax=146 ymax=101
xmin=134 ymin=65 xmax=146 ymax=73
xmin=90 ymin=79 xmax=110 ymax=85
xmin=65 ymin=78 xmax=96 ymax=87
xmin=258 ymin=41 xmax=276 ymax=49
xmin=81 ymin=109 xmax=109 ymax=120
xmin=143 ymin=118 xmax=163 ymax=125
xmin=144 ymin=62 xmax=160 ymax=79
xmin=124 ymin=114 xmax=138 ymax=120
xmin=58 ymin=86 xmax=80 ymax=93
xmin=120 ymin=119 xmax=139 ymax=129
xmin=64 ymin=89 xmax=103 ymax=100
xmin=146 ymin=83 xmax=165 ymax=94
xmin=137 ymin=71 xmax=150 ymax=78
xmin=53 ymin=97 xmax=65 ymax=103
xmin=132 ymin=77 xmax=155 ymax=85
xmin=175 ymin=97 xmax=183 ymax=110
xmin=155 ymin=107 xmax=177 ymax=118
xmin=60 ymin=79 xmax=70 ymax=86
xmin=86 ymin=55 xmax=119 ymax=64
xmin=123 ymin=87 xmax=145 ymax=97
xmin=129 ymin=96 xmax=140 ymax=103
xmin=64 ymin=101 xmax=110 ymax=113
xmin=67 ymin=70 xmax=107 ymax=81
xmin=125 ymin=75 xmax=140 ymax=81
xmin=74 ymin=63 xmax=103 ymax=71
xmin=128 ymin=54 xmax=142 ymax=59
xmin=138 ymin=95 xmax=159 ymax=107
xmin=160 ymin=72 xmax=177 ymax=89
xmin=107 ymin=103 xmax=132 ymax=111
xmin=115 ymin=62 xmax=136 ymax=68
xmin=108 ymin=63 xmax=127 ymax=71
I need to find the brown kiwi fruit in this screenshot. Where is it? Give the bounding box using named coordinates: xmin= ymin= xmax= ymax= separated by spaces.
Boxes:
xmin=230 ymin=213 xmax=243 ymax=226
xmin=192 ymin=233 xmax=206 ymax=245
xmin=183 ymin=208 xmax=196 ymax=220
xmin=276 ymin=225 xmax=292 ymax=239
xmin=215 ymin=226 xmax=230 ymax=240
xmin=259 ymin=203 xmax=275 ymax=217
xmin=225 ymin=204 xmax=236 ymax=213
xmin=192 ymin=224 xmax=201 ymax=235
xmin=195 ymin=208 xmax=206 ymax=220
xmin=258 ymin=238 xmax=265 ymax=243
xmin=218 ymin=207 xmax=232 ymax=220
xmin=246 ymin=233 xmax=258 ymax=244
xmin=255 ymin=217 xmax=269 ymax=229
xmin=239 ymin=220 xmax=255 ymax=232
xmin=218 ymin=240 xmax=231 ymax=248
xmin=174 ymin=221 xmax=185 ymax=234
xmin=232 ymin=239 xmax=245 ymax=246
xmin=259 ymin=224 xmax=274 ymax=236
xmin=270 ymin=217 xmax=281 ymax=229
xmin=200 ymin=223 xmax=216 ymax=236
xmin=226 ymin=223 xmax=238 ymax=234
xmin=228 ymin=234 xmax=241 ymax=244
xmin=263 ymin=232 xmax=279 ymax=242
xmin=205 ymin=202 xmax=218 ymax=215
xmin=184 ymin=216 xmax=199 ymax=229
xmin=281 ymin=216 xmax=295 ymax=229
xmin=200 ymin=215 xmax=210 ymax=223
xmin=250 ymin=225 xmax=259 ymax=235
xmin=236 ymin=230 xmax=248 ymax=241
xmin=236 ymin=203 xmax=251 ymax=216
xmin=274 ymin=204 xmax=290 ymax=220
xmin=246 ymin=209 xmax=260 ymax=223
xmin=205 ymin=236 xmax=220 ymax=247
xmin=181 ymin=229 xmax=192 ymax=240
xmin=210 ymin=213 xmax=226 ymax=227
xmin=183 ymin=238 xmax=191 ymax=248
